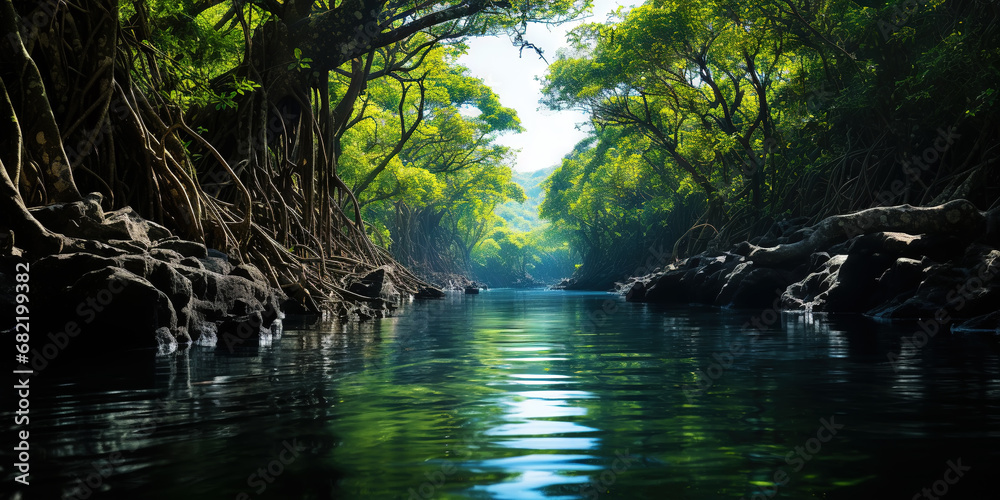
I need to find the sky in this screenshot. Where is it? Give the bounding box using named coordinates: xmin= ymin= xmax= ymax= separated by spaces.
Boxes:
xmin=458 ymin=0 xmax=636 ymax=172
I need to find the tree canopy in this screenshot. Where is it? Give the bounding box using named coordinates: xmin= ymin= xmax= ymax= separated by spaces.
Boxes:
xmin=3 ymin=0 xmax=996 ymax=299
xmin=1 ymin=0 xmax=589 ymax=306
xmin=539 ymin=0 xmax=999 ymax=288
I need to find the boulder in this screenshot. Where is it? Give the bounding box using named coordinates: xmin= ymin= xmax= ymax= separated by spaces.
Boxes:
xmin=200 ymin=248 xmax=233 ymax=275
xmin=625 ymin=281 xmax=646 ymax=302
xmin=822 ymin=251 xmax=896 ymax=312
xmin=642 ymin=268 xmax=687 ymax=303
xmin=155 ymin=327 xmax=178 ymax=356
xmin=230 ymin=263 xmax=268 ymax=284
xmin=782 ymin=255 xmax=847 ymax=310
xmin=725 ymin=267 xmax=792 ymax=309
xmin=64 ymin=267 xmax=178 ymax=351
xmin=414 ymin=286 xmax=445 ymax=299
xmin=149 ymin=248 xmax=184 ymax=264
xmin=153 ymin=239 xmax=208 ymax=259
xmin=347 ymin=267 xmax=400 ymax=301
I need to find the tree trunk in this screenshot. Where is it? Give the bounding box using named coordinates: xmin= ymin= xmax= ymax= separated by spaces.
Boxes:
xmin=0 ymin=0 xmax=82 ymax=203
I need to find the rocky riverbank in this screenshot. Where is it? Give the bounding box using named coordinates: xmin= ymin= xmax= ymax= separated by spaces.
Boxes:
xmin=0 ymin=193 xmax=439 ymax=364
xmin=619 ymin=200 xmax=1000 ymax=332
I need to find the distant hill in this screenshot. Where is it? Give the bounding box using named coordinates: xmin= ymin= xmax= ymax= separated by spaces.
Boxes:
xmin=497 ymin=165 xmax=557 ymax=231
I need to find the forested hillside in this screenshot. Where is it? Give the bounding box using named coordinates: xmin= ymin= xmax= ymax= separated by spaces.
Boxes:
xmin=474 ymin=164 xmax=578 ymax=286
xmin=497 ymin=166 xmax=556 ymax=232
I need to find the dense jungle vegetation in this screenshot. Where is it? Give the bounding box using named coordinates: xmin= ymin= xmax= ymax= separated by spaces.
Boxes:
xmin=0 ymin=0 xmax=583 ymax=309
xmin=541 ymin=0 xmax=1000 ymax=288
xmin=2 ymin=0 xmax=998 ymax=303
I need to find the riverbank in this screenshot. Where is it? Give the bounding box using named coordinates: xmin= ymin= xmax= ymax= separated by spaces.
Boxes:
xmin=0 ymin=193 xmax=441 ymax=363
xmin=619 ymin=200 xmax=1000 ymax=332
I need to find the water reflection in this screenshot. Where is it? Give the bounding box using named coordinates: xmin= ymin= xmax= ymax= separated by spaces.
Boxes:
xmin=8 ymin=289 xmax=1000 ymax=499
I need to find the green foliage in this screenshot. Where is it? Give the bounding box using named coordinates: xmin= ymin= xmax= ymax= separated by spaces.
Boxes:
xmin=287 ymin=48 xmax=314 ymax=70
xmin=333 ymin=42 xmax=530 ymax=277
xmin=213 ymin=76 xmax=261 ymax=110
xmin=471 ymin=223 xmax=578 ymax=285
xmin=123 ymin=0 xmax=261 ymax=110
xmin=538 ymin=0 xmax=1000 ymax=288
xmin=496 ymin=166 xmax=557 ymax=232
xmin=105 ymin=0 xmax=998 ymax=291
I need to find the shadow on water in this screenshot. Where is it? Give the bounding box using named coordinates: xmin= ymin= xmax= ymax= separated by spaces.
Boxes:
xmin=8 ymin=289 xmax=1000 ymax=499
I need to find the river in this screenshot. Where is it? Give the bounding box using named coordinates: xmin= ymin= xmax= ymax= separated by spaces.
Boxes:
xmin=16 ymin=289 xmax=1000 ymax=499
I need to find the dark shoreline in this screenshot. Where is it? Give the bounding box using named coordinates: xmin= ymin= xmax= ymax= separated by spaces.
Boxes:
xmin=5 ymin=198 xmax=998 ymax=372
xmin=1 ymin=193 xmax=441 ymax=367
xmin=611 ymin=200 xmax=1000 ymax=333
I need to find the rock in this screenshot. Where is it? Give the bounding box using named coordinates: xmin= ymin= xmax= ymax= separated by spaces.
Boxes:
xmin=155 ymin=327 xmax=177 ymax=356
xmin=941 ymin=248 xmax=1000 ymax=318
xmin=230 ymin=263 xmax=267 ymax=284
xmin=175 ymin=326 xmax=192 ymax=344
xmin=153 ymin=239 xmax=208 ymax=259
xmin=200 ymin=252 xmax=233 ymax=275
xmin=64 ymin=267 xmax=178 ymax=351
xmin=414 ymin=286 xmax=445 ymax=299
xmin=28 ymin=192 xmax=105 ymax=233
xmin=687 ymin=256 xmax=728 ymax=303
xmin=31 ymin=253 xmax=118 ymax=290
xmin=782 ymin=255 xmax=847 ymax=310
xmin=643 ymin=268 xmax=687 ymax=303
xmin=217 ymin=311 xmax=269 ymax=351
xmin=822 ymin=251 xmax=896 ymax=312
xmin=116 ymin=254 xmax=155 ymax=277
xmin=339 ymin=300 xmax=389 ymax=321
xmin=178 ymin=256 xmax=204 ymax=270
xmin=866 ymin=248 xmax=1000 ymax=319
xmin=149 ymin=248 xmax=184 ymax=264
xmin=147 ymin=261 xmax=194 ymax=314
xmin=625 ymin=281 xmax=646 ymax=302
xmin=177 ymin=266 xmax=210 ymax=297
xmin=101 ymin=207 xmax=167 ymax=246
xmin=724 ymin=267 xmax=792 ymax=309
xmin=9 ymin=187 xmax=305 ymax=361
xmin=732 ymin=241 xmax=753 ymax=257
xmin=748 ymin=199 xmax=984 ymax=266
xmin=609 ymin=200 xmax=998 ymax=329
xmin=848 ymin=231 xmax=966 ymax=263
xmin=191 ymin=320 xmax=218 ymax=346
xmin=551 ymin=277 xmax=577 ymax=290
xmin=23 ymin=233 xmax=285 ymax=360
xmin=106 ymin=239 xmax=150 ymax=254
xmin=871 ymin=257 xmax=927 ymax=305
xmin=810 ymin=251 xmax=831 ymax=268
xmin=347 ymin=267 xmax=400 ymax=301
xmin=29 ymin=193 xmax=177 ymax=249
xmin=207 ymin=272 xmax=275 ymax=318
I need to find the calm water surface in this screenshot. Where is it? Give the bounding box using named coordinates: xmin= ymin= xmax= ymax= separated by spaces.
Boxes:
xmin=12 ymin=289 xmax=1000 ymax=499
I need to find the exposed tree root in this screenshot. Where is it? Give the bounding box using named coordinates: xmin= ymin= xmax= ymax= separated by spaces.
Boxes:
xmin=747 ymin=199 xmax=984 ymax=266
